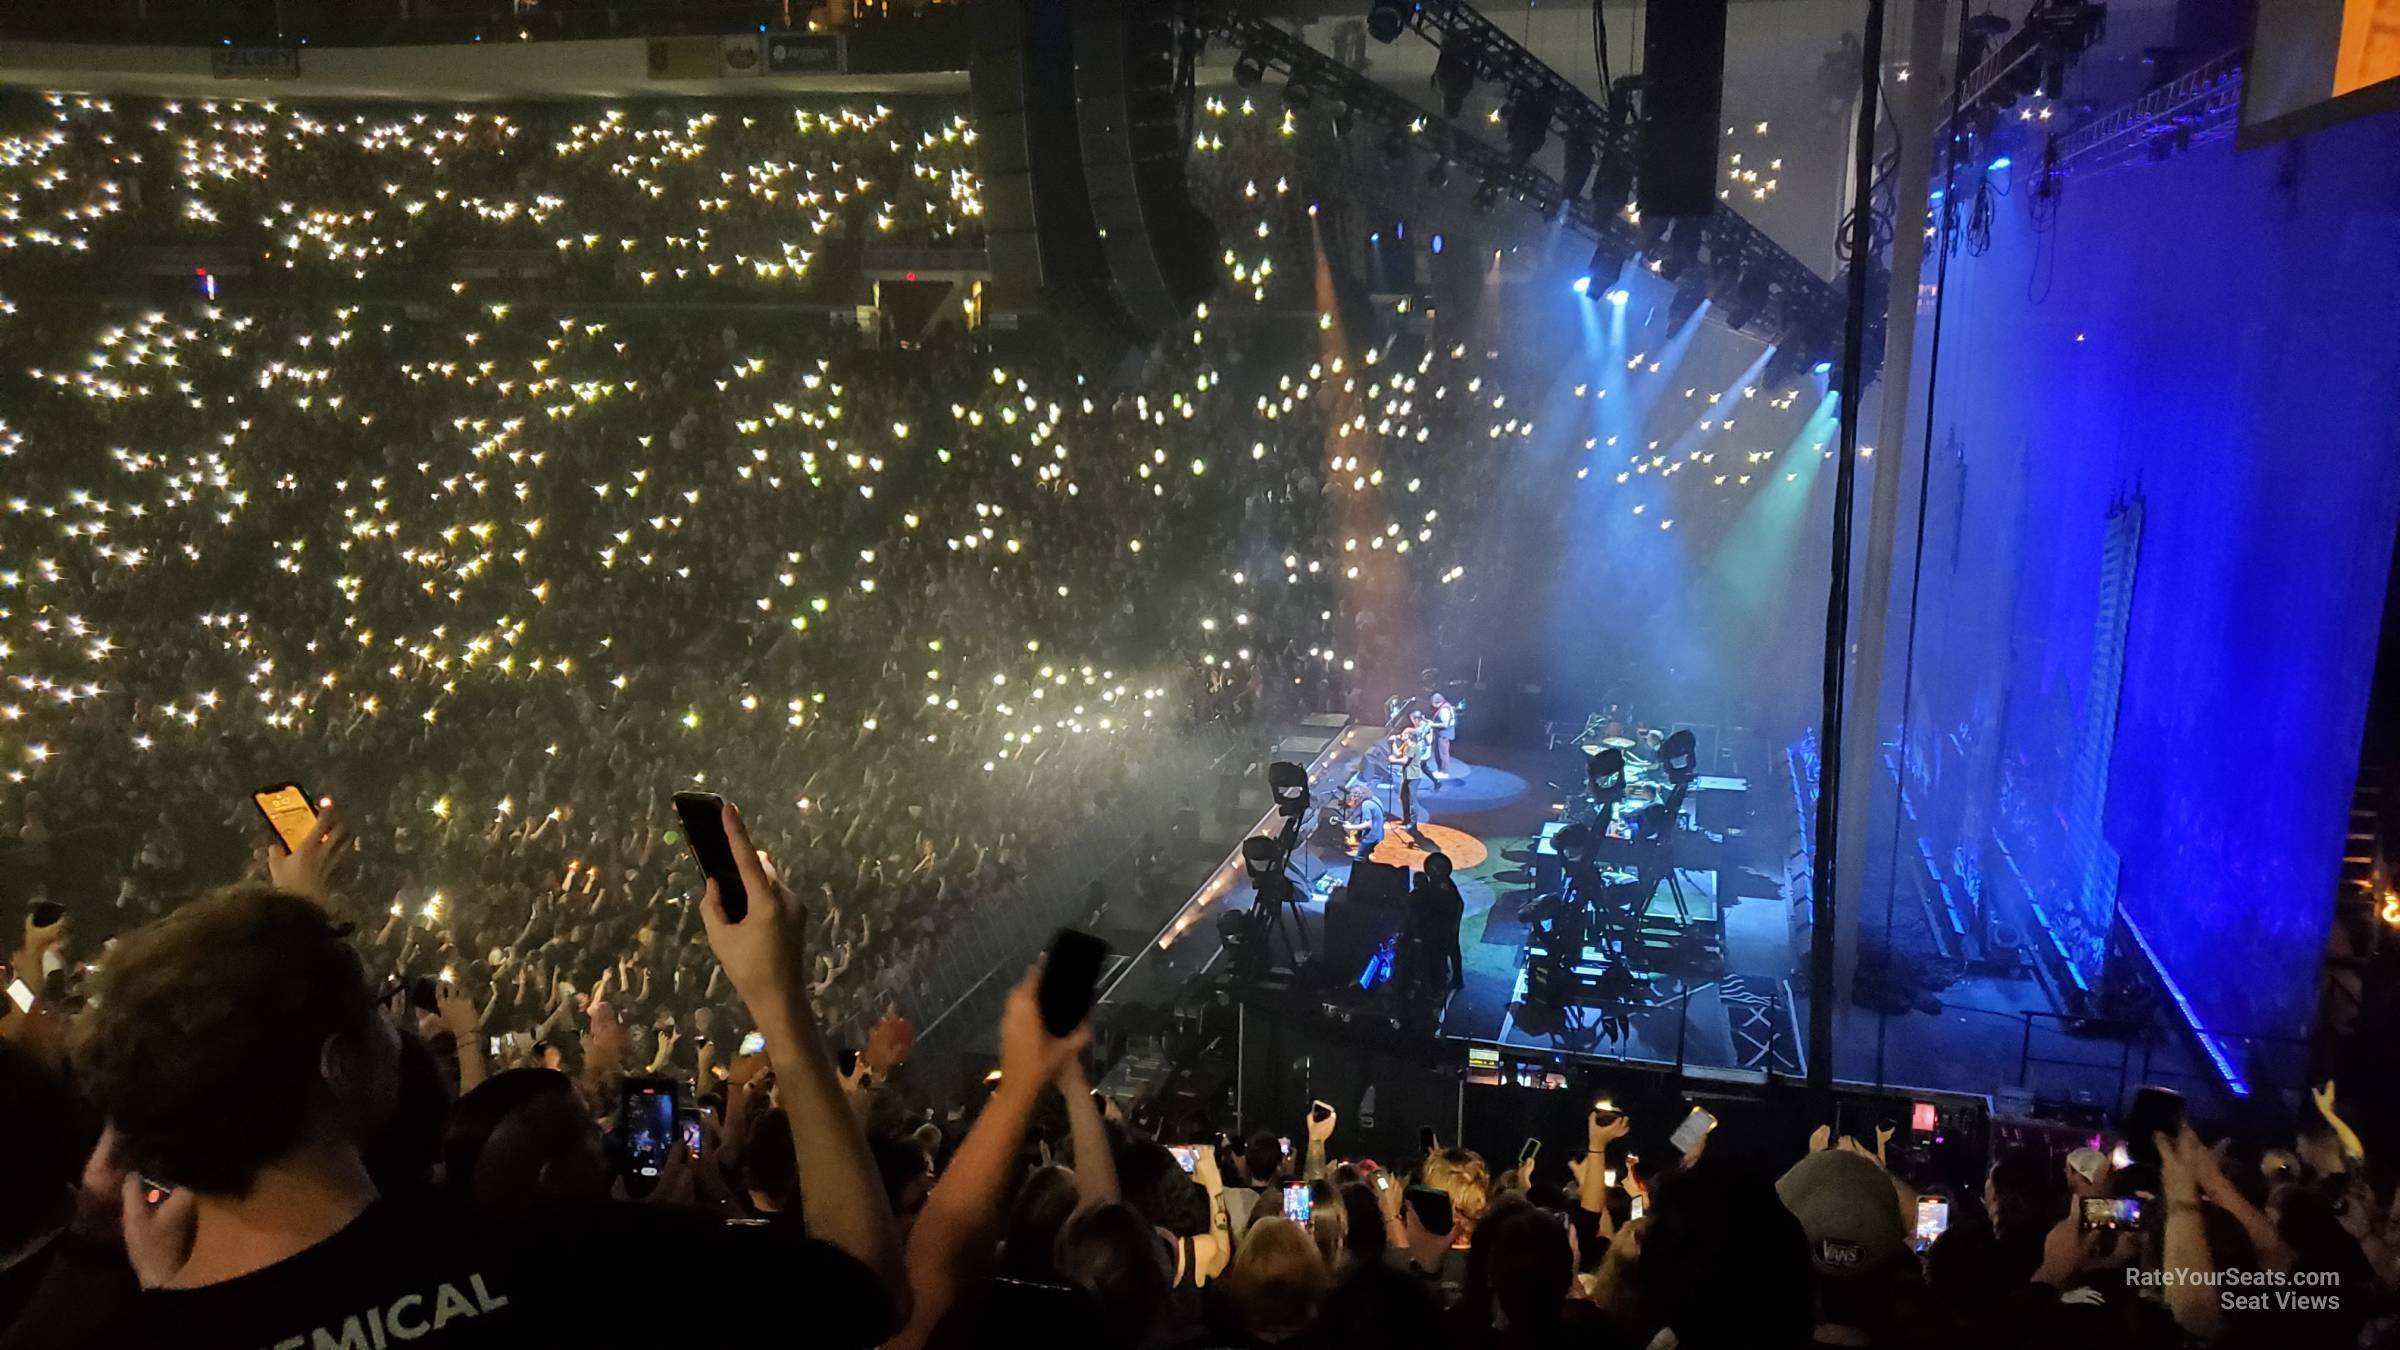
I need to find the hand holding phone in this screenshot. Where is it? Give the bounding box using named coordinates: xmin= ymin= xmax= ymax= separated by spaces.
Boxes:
xmin=619 ymin=1077 xmax=678 ymax=1191
xmin=1669 ymin=1106 xmax=1717 ymax=1155
xmin=1914 ymin=1196 xmax=1950 ymax=1250
xmin=672 ymin=791 xmax=748 ymax=923
xmin=1281 ymin=1181 xmax=1314 ymax=1224
xmin=1170 ymin=1144 xmax=1201 ymax=1174
xmin=1037 ymin=928 xmax=1109 ymax=1037
xmin=252 ymin=782 xmax=319 ymax=853
xmin=2079 ymin=1195 xmax=2147 ymax=1232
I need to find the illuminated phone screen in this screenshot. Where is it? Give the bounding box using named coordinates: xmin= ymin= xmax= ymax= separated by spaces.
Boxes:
xmin=254 ymin=785 xmax=317 ymax=852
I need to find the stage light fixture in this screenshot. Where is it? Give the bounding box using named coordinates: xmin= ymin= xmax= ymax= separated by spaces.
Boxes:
xmin=1585 ymin=747 xmax=1626 ymax=811
xmin=1267 ymin=760 xmax=1311 ymax=819
xmin=1367 ymin=0 xmax=1408 ymax=43
xmin=1666 ymin=272 xmax=1710 ymax=328
xmin=1504 ymin=87 xmax=1556 ymax=162
xmin=1242 ymin=834 xmax=1285 ymax=879
xmin=1282 ymin=78 xmax=1313 ymax=110
xmin=1590 ymin=154 xmax=1634 ymax=214
xmin=1473 ymin=176 xmax=1503 ymax=212
xmin=1661 ymin=728 xmax=1698 ymax=785
xmin=1430 ymin=231 xmax=1446 ymax=254
xmin=1652 ymin=223 xmax=1702 ymax=283
xmin=1433 ymin=44 xmax=1478 ymax=118
xmin=1762 ymin=343 xmax=1813 ymax=390
xmin=1722 ymin=263 xmax=1775 ymax=331
xmin=1332 ymin=104 xmax=1356 ymax=137
xmin=1571 ymin=274 xmax=1593 ymax=296
xmin=1232 ymin=52 xmax=1265 ymax=88
xmin=1424 ymin=158 xmax=1451 ymax=189
xmin=1586 ymin=233 xmax=1632 ymax=286
xmin=1559 ymin=135 xmax=1596 ymax=201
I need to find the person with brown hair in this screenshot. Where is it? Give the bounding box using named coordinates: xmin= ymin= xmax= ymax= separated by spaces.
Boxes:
xmin=1219 ymin=1214 xmax=1329 ymax=1346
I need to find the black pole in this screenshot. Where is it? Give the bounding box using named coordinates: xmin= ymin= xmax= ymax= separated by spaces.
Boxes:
xmin=1806 ymin=0 xmax=1888 ymax=1119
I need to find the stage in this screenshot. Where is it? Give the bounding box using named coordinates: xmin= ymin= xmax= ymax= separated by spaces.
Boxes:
xmin=1096 ymin=721 xmax=2230 ymax=1116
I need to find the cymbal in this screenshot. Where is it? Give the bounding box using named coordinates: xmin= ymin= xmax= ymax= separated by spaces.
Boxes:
xmin=1599 ymin=736 xmax=1637 ymax=749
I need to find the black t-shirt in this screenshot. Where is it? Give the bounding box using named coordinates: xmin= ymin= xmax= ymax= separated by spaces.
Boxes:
xmin=46 ymin=1197 xmax=889 ymax=1350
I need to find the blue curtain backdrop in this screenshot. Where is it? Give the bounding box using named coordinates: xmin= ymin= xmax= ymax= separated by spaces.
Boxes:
xmin=1890 ymin=109 xmax=2400 ymax=1093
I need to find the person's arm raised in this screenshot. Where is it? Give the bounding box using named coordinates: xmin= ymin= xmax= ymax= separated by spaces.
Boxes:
xmin=885 ymin=968 xmax=1086 ymax=1350
xmin=437 ymin=980 xmax=487 ymax=1093
xmin=1304 ymin=1101 xmax=1336 ymax=1183
xmin=1058 ymin=1053 xmax=1120 ymax=1209
xmin=2156 ymin=1129 xmax=2224 ymax=1341
xmin=699 ymin=801 xmax=906 ymax=1327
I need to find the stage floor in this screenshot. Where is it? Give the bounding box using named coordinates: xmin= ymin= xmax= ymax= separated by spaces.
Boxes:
xmin=1099 ymin=729 xmax=2226 ymax=1112
xmin=1421 ymin=743 xmax=2223 ymax=1110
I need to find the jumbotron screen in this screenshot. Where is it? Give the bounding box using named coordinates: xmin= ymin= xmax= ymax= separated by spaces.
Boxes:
xmin=2241 ymin=0 xmax=2400 ymax=143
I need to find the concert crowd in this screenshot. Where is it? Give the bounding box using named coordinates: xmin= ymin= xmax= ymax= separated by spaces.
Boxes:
xmin=5 ymin=86 xmax=2393 ymax=1350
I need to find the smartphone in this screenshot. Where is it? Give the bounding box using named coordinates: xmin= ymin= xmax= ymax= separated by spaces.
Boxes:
xmin=1282 ymin=1181 xmax=1313 ymax=1224
xmin=1418 ymin=1125 xmax=1437 ymax=1154
xmin=29 ymin=900 xmax=64 ymax=929
xmin=6 ymin=978 xmax=34 ymax=1013
xmin=1311 ymin=1101 xmax=1334 ymax=1126
xmin=671 ymin=791 xmax=748 ymax=923
xmin=1404 ymin=1184 xmax=1454 ymax=1236
xmin=677 ymin=1105 xmax=704 ymax=1160
xmin=1668 ymin=1106 xmax=1717 ymax=1154
xmin=410 ymin=975 xmax=440 ymax=1015
xmin=1592 ymin=1099 xmax=1621 ymax=1127
xmin=252 ymin=782 xmax=319 ymax=852
xmin=487 ymin=1035 xmax=502 ymax=1056
xmin=739 ymin=1030 xmax=767 ymax=1056
xmin=1519 ymin=1137 xmax=1541 ymax=1166
xmin=1170 ymin=1144 xmax=1200 ymax=1174
xmin=2122 ymin=1086 xmax=2187 ymax=1168
xmin=1037 ymin=928 xmax=1110 ymax=1037
xmin=1914 ymin=1196 xmax=1950 ymax=1250
xmin=140 ymin=1176 xmax=175 ymax=1207
xmin=1373 ymin=1171 xmax=1392 ymax=1192
xmin=837 ymin=1046 xmax=861 ymax=1077
xmin=2080 ymin=1195 xmax=2147 ymax=1232
xmin=619 ymin=1077 xmax=677 ymax=1183
xmin=1629 ymin=1193 xmax=1647 ymax=1221
xmin=1279 ymin=1136 xmax=1293 ymax=1160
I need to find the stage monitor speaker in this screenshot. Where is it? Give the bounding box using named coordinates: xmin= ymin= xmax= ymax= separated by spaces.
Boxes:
xmin=1636 ymin=0 xmax=1728 ymax=219
xmin=1325 ymin=861 xmax=1409 ymax=978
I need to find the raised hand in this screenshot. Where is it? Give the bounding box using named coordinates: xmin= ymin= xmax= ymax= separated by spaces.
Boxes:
xmin=434 ymin=979 xmax=480 ymax=1038
xmin=697 ymin=800 xmax=801 ymax=1008
xmin=862 ymin=1007 xmax=916 ymax=1076
xmin=1307 ymin=1100 xmax=1338 ymax=1144
xmin=265 ymin=803 xmax=350 ymax=907
xmin=996 ymin=964 xmax=1090 ymax=1095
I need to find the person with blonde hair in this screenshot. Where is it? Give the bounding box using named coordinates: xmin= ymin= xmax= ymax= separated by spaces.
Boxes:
xmin=1220 ymin=1215 xmax=1329 ymax=1345
xmin=1422 ymin=1148 xmax=1492 ymax=1239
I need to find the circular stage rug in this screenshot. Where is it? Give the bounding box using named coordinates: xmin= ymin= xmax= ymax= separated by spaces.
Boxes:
xmin=1415 ymin=762 xmax=1531 ymax=813
xmin=1368 ymin=823 xmax=1490 ymax=871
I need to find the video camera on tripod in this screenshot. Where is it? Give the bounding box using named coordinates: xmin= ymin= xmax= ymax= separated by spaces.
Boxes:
xmin=1219 ymin=761 xmax=1315 ymax=975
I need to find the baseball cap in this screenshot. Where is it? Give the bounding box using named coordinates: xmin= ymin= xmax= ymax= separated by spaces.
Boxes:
xmin=1775 ymin=1150 xmax=1908 ymax=1277
xmin=2066 ymin=1146 xmax=2111 ymax=1185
